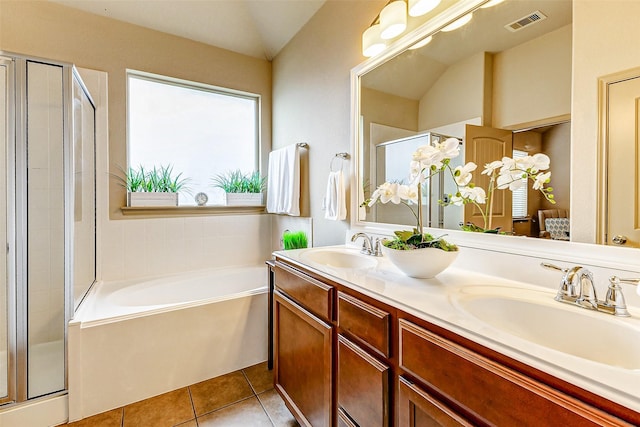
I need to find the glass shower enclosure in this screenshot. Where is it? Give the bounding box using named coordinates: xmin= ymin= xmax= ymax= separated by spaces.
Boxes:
xmin=0 ymin=53 xmax=96 ymax=405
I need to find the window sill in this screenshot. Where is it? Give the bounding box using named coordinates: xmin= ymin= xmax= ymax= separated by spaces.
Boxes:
xmin=121 ymin=205 xmax=266 ymax=217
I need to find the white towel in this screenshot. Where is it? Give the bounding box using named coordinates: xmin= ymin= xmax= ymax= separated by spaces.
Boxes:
xmin=324 ymin=170 xmax=347 ymax=221
xmin=266 ymin=145 xmax=300 ymax=216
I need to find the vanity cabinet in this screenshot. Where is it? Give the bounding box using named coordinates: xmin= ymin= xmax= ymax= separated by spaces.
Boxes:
xmin=398 ymin=318 xmax=633 ymax=427
xmin=272 ymin=258 xmax=640 ymax=427
xmin=273 ymin=262 xmax=334 ymax=427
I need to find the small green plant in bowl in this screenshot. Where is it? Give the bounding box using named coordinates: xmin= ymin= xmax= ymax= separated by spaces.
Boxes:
xmin=212 ymin=169 xmax=266 ymax=206
xmin=282 ymin=231 xmax=308 ymax=250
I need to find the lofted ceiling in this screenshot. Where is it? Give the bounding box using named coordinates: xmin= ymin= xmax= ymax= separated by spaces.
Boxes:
xmin=49 ymin=0 xmax=327 ymax=60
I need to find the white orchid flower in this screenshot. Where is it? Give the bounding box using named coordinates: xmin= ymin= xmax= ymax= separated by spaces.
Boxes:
xmin=460 ymin=186 xmax=486 ymax=204
xmin=436 ymin=137 xmax=461 ymax=159
xmin=454 ymin=162 xmax=477 ymax=186
xmin=399 ymin=184 xmax=419 ymax=204
xmin=409 ymin=160 xmax=424 ymax=184
xmin=515 ymin=155 xmax=535 ymax=171
xmin=533 ymin=171 xmax=551 ymax=190
xmin=482 ymin=160 xmax=503 ymax=176
xmin=496 ymin=170 xmax=526 ymax=191
xmin=531 ymin=153 xmax=550 ymax=172
xmin=412 ymin=144 xmax=438 ymax=162
xmin=450 ymin=195 xmax=464 ymax=206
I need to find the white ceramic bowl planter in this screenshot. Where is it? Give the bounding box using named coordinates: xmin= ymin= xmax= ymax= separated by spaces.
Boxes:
xmin=381 ymin=245 xmax=458 ymax=278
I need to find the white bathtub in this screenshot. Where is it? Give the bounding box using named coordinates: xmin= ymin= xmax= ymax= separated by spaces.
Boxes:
xmin=68 ymin=265 xmax=269 ymax=421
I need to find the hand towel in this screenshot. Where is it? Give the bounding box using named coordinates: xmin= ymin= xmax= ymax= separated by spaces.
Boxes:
xmin=266 ymin=145 xmax=300 ymax=216
xmin=324 ymin=170 xmax=347 ymax=220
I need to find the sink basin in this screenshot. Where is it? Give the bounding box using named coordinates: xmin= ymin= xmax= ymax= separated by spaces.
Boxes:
xmin=299 ymin=248 xmax=378 ymax=269
xmin=453 ymin=286 xmax=640 ymax=369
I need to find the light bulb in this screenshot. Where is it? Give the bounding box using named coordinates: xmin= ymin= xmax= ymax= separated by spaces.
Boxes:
xmin=409 ymin=35 xmax=433 ymax=50
xmin=408 ymin=0 xmax=441 ymax=17
xmin=441 ymin=13 xmax=472 ymax=32
xmin=362 ymin=24 xmax=386 ymax=57
xmin=380 ymin=1 xmax=407 ymax=40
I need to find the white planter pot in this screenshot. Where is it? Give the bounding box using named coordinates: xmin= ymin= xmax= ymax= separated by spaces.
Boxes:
xmin=225 ymin=193 xmax=263 ymax=206
xmin=381 ymin=245 xmax=458 ymax=279
xmin=127 ymin=192 xmax=178 ymax=207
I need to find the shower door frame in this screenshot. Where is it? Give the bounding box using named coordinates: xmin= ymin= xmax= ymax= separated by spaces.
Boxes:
xmin=1 ymin=51 xmax=82 ymax=405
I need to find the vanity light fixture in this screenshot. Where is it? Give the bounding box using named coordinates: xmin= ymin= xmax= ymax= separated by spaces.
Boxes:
xmin=480 ymin=0 xmax=505 ymax=8
xmin=409 ymin=35 xmax=433 ymax=50
xmin=408 ymin=0 xmax=441 ymax=17
xmin=380 ymin=0 xmax=407 ymax=39
xmin=363 ymin=24 xmax=387 ymax=57
xmin=441 ymin=12 xmax=472 ymax=32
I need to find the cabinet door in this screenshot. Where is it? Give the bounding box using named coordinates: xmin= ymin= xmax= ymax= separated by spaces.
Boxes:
xmin=274 ymin=290 xmax=333 ymax=427
xmin=398 ymin=377 xmax=473 ymax=427
xmin=338 ymin=335 xmax=390 ymax=427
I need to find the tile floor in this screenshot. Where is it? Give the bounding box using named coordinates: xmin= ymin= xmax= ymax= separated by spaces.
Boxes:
xmin=63 ymin=362 xmax=299 ymax=427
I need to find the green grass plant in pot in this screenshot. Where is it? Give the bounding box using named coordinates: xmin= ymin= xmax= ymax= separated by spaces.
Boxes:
xmin=282 ymin=231 xmax=308 ymax=250
xmin=212 ymin=169 xmax=266 ymax=206
xmin=125 ymin=164 xmax=190 ymax=207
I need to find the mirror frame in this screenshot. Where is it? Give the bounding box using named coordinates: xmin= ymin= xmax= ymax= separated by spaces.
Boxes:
xmin=349 ymin=0 xmax=639 ymax=271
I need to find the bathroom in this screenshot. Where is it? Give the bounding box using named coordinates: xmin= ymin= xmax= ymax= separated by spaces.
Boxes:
xmin=1 ymin=0 xmax=640 ymax=426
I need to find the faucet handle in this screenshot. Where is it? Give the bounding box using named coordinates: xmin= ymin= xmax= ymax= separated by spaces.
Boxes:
xmin=373 ymin=238 xmax=383 ymax=257
xmin=541 ymin=263 xmax=581 ymax=300
xmin=605 ymin=276 xmax=632 ymax=317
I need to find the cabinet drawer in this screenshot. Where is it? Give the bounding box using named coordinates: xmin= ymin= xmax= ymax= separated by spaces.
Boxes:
xmin=338 ymin=335 xmax=390 ymax=427
xmin=398 ymin=376 xmax=472 ymax=427
xmin=275 ymin=262 xmax=333 ymax=321
xmin=398 ymin=319 xmax=631 ymax=427
xmin=338 ymin=291 xmax=390 ymax=358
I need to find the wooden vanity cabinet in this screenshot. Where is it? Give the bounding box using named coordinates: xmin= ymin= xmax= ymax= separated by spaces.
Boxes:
xmin=273 ymin=262 xmax=335 ymax=427
xmin=398 ymin=318 xmax=634 ymax=427
xmin=273 ymin=258 xmax=640 ymax=427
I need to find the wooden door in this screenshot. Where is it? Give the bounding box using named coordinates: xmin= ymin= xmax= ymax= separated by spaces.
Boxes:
xmin=464 ymin=124 xmax=513 ymax=232
xmin=274 ymin=290 xmax=333 ymax=427
xmin=604 ymin=75 xmax=640 ymax=247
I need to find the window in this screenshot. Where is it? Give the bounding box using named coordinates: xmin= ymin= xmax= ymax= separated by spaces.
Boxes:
xmin=512 ymin=149 xmax=528 ymax=218
xmin=127 ymin=71 xmax=259 ymax=206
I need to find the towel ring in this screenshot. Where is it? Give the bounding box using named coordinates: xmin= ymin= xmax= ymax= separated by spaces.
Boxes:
xmin=330 ymin=152 xmax=349 ymax=172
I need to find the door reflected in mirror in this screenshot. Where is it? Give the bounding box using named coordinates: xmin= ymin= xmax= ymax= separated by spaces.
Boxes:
xmin=358 ymin=0 xmax=571 ymax=239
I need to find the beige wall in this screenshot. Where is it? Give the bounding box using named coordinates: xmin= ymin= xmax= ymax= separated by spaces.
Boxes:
xmin=419 ymin=52 xmax=489 ymax=130
xmin=0 ymin=0 xmax=272 ymax=219
xmin=572 ymin=0 xmax=640 ymax=243
xmin=492 ymin=24 xmax=571 ymax=129
xmin=272 ymin=0 xmax=386 ymax=247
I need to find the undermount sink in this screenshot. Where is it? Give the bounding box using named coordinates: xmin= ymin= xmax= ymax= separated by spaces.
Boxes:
xmin=453 ymin=285 xmax=640 ymax=370
xmin=299 ymin=248 xmax=378 ymax=269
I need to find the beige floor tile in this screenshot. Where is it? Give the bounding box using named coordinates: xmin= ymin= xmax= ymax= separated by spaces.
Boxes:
xmin=242 ymin=361 xmax=274 ymax=394
xmin=65 ymin=408 xmax=123 ymax=427
xmin=189 ymin=370 xmax=254 ymax=416
xmin=123 ymin=388 xmax=194 ymax=427
xmin=197 ymin=397 xmax=272 ymax=427
xmin=173 ymin=420 xmax=198 ymax=427
xmin=258 ymin=389 xmax=299 ymax=427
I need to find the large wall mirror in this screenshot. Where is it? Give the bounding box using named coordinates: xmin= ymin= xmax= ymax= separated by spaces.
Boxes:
xmin=354 ymin=0 xmax=576 ymax=243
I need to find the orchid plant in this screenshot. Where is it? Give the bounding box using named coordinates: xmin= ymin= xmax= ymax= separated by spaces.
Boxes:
xmin=366 ymin=137 xmax=555 ymax=248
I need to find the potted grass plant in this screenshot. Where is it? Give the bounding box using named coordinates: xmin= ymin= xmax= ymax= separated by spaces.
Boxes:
xmin=125 ymin=164 xmax=190 ymax=207
xmin=212 ymin=169 xmax=266 ymax=206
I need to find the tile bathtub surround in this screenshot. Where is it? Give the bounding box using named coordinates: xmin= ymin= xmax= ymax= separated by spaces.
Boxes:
xmin=63 ymin=362 xmax=298 ymax=427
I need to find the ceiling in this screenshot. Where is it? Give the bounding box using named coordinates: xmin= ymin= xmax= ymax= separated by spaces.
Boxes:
xmin=49 ymin=0 xmax=327 ymax=60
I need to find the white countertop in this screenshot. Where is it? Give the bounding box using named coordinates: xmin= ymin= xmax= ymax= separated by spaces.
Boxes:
xmin=274 ymin=245 xmax=640 ymax=414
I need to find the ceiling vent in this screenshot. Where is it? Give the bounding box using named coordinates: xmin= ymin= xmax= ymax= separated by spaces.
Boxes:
xmin=505 ymin=10 xmax=547 ymax=32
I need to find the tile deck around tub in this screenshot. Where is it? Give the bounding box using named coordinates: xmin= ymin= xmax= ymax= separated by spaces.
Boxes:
xmin=63 ymin=362 xmax=298 ymax=427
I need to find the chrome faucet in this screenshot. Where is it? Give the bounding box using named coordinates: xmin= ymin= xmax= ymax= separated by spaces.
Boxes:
xmin=351 ymin=232 xmax=382 ymax=256
xmin=542 ymin=263 xmax=635 ymax=317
